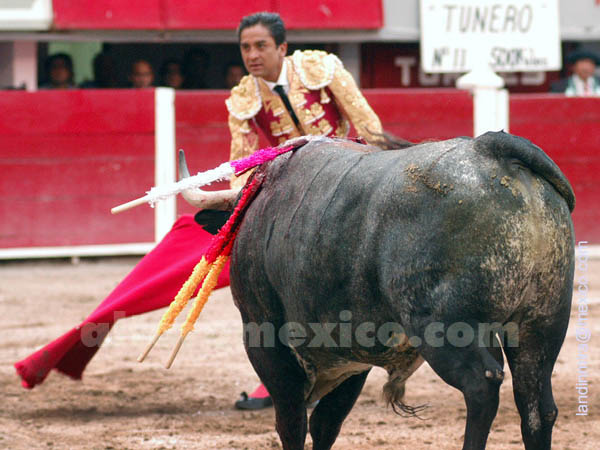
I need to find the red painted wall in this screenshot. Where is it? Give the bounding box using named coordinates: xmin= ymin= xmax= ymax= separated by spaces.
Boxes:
xmin=165 ymin=1 xmax=274 ymax=30
xmin=510 ymin=95 xmax=600 ymax=243
xmin=0 ymin=90 xmax=597 ymax=251
xmin=365 ymin=89 xmax=473 ymax=140
xmin=281 ymin=1 xmax=382 ymax=29
xmin=52 ymin=0 xmax=382 ymax=30
xmin=0 ymin=90 xmax=156 ymax=248
xmin=52 ymin=0 xmax=164 ymax=30
xmin=174 ymin=91 xmax=233 ymax=217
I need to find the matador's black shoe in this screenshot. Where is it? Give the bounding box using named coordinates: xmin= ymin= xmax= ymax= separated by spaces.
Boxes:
xmin=234 ymin=391 xmax=273 ymax=410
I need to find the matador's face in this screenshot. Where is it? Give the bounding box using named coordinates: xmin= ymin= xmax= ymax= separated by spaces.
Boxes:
xmin=239 ymin=24 xmax=287 ymax=83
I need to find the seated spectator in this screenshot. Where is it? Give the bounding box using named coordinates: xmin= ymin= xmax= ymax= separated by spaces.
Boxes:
xmin=159 ymin=59 xmax=184 ymax=89
xmin=223 ymin=62 xmax=246 ymax=89
xmin=39 ymin=53 xmax=75 ymax=89
xmin=80 ymin=52 xmax=118 ymax=88
xmin=129 ymin=59 xmax=155 ymax=88
xmin=550 ymin=49 xmax=600 ymax=96
xmin=181 ymin=48 xmax=208 ymax=89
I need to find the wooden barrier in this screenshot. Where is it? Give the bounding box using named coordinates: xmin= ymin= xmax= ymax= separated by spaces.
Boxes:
xmin=0 ymin=90 xmax=155 ymax=255
xmin=510 ymin=94 xmax=600 ymax=244
xmin=0 ymin=89 xmax=597 ymax=258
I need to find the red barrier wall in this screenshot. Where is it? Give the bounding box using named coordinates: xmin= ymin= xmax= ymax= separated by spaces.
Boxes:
xmin=510 ymin=95 xmax=600 ymax=243
xmin=173 ymin=91 xmax=600 ymax=245
xmin=365 ymin=89 xmax=473 ymax=140
xmin=174 ymin=91 xmax=232 ymax=216
xmin=0 ymin=90 xmax=155 ymax=248
xmin=1 ymin=89 xmax=597 ymax=251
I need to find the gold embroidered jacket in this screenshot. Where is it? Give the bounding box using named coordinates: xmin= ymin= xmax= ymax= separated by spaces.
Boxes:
xmin=226 ymin=50 xmax=383 ymax=189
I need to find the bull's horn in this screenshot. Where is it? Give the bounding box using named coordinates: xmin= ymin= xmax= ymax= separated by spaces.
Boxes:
xmin=179 ymin=149 xmax=210 ymax=208
xmin=178 ymin=149 xmax=238 ymax=211
xmin=178 ymin=149 xmax=192 ymax=179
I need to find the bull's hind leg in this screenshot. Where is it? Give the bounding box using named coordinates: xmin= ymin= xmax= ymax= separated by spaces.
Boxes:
xmin=503 ymin=312 xmax=569 ymax=450
xmin=244 ymin=344 xmax=308 ymax=450
xmin=309 ymin=370 xmax=370 ymax=450
xmin=419 ymin=322 xmax=505 ymax=450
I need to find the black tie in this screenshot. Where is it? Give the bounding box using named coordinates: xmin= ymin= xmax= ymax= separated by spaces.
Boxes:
xmin=273 ymin=84 xmax=300 ymax=128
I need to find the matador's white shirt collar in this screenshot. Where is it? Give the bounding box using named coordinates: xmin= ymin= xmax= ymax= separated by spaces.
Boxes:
xmin=264 ymin=60 xmax=289 ymax=94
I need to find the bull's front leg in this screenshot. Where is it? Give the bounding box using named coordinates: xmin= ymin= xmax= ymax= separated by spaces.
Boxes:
xmin=243 ymin=329 xmax=309 ymax=450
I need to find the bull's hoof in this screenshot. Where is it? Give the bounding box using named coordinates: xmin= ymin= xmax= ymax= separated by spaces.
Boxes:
xmin=234 ymin=391 xmax=273 ymax=410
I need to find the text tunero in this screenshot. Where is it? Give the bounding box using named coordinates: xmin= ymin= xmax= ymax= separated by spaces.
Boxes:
xmin=430 ymin=4 xmax=543 ymax=71
xmin=442 ymin=4 xmax=533 ymax=34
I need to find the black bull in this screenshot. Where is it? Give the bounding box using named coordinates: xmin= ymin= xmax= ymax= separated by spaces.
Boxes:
xmin=227 ymin=132 xmax=575 ymax=450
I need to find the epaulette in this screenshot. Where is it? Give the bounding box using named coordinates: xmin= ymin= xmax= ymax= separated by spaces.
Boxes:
xmin=292 ymin=49 xmax=341 ymax=90
xmin=225 ymin=75 xmax=262 ymax=120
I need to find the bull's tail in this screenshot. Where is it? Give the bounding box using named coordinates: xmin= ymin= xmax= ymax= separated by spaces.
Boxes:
xmin=382 ymin=377 xmax=427 ymax=418
xmin=474 ymin=131 xmax=575 ymax=212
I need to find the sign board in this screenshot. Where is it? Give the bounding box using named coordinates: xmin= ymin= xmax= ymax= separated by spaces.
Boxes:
xmin=0 ymin=0 xmax=52 ymax=30
xmin=419 ymin=0 xmax=561 ymax=73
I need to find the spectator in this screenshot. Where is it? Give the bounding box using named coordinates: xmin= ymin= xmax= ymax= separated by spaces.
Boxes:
xmin=223 ymin=62 xmax=246 ymax=89
xmin=40 ymin=53 xmax=75 ymax=89
xmin=129 ymin=59 xmax=155 ymax=88
xmin=159 ymin=59 xmax=184 ymax=89
xmin=550 ymin=49 xmax=600 ymax=96
xmin=80 ymin=52 xmax=118 ymax=88
xmin=181 ymin=48 xmax=208 ymax=89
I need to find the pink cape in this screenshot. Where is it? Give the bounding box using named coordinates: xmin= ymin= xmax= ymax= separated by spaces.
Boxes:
xmin=14 ymin=215 xmax=230 ymax=389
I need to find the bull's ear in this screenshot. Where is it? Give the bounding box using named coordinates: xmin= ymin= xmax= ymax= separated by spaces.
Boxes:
xmin=194 ymin=210 xmax=232 ymax=235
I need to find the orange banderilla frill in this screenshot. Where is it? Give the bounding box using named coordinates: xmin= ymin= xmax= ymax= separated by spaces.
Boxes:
xmin=137 ymin=173 xmax=264 ymax=368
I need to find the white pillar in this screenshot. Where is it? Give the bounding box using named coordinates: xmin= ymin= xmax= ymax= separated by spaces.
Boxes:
xmin=154 ymin=88 xmax=177 ymax=243
xmin=338 ymin=43 xmax=361 ymax=85
xmin=14 ymin=41 xmax=37 ymax=91
xmin=456 ymin=66 xmax=509 ymax=137
xmin=0 ymin=41 xmax=37 ymax=91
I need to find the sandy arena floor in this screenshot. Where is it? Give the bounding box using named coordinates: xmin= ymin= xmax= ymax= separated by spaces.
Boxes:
xmin=1 ymin=255 xmax=598 ymax=449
